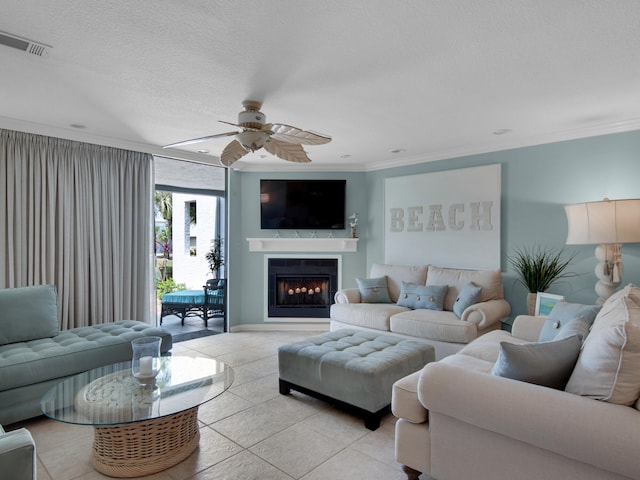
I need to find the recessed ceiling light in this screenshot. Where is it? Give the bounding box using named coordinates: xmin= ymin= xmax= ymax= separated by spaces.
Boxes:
xmin=196 ymin=149 xmax=209 ymax=154
xmin=340 ymin=154 xmax=351 ymax=159
xmin=493 ymin=129 xmax=512 ymax=135
xmin=390 ymin=149 xmax=405 ymax=154
xmin=69 ymin=123 xmax=86 ymax=129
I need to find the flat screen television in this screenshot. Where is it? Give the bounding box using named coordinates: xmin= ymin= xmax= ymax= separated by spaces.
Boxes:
xmin=260 ymin=179 xmax=346 ymax=230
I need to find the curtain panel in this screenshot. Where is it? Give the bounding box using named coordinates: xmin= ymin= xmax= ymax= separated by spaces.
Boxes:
xmin=0 ymin=129 xmax=154 ymax=328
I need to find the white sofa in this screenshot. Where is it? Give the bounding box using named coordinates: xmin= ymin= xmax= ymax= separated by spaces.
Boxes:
xmin=392 ymin=288 xmax=640 ymax=480
xmin=330 ymin=264 xmax=511 ymax=359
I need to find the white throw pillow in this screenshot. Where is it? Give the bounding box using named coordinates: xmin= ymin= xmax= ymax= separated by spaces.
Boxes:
xmin=604 ymin=283 xmax=640 ymax=307
xmin=590 ymin=296 xmax=640 ymax=334
xmin=565 ymin=321 xmax=640 ymax=405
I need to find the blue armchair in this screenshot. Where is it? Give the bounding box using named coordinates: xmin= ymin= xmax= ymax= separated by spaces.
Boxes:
xmin=0 ymin=424 xmax=36 ymax=480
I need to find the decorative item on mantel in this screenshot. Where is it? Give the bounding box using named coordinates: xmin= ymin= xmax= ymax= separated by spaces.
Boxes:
xmin=349 ymin=213 xmax=359 ymax=238
xmin=508 ymin=245 xmax=575 ymax=315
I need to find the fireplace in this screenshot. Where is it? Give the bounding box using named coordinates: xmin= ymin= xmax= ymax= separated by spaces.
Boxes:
xmin=267 ymin=257 xmax=339 ymax=318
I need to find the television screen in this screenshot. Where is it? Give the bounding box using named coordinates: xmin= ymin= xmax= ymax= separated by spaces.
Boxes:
xmin=260 ymin=179 xmax=346 ymax=230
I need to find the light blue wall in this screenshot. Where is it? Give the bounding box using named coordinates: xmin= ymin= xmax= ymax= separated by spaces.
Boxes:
xmin=228 ymin=130 xmax=640 ymax=327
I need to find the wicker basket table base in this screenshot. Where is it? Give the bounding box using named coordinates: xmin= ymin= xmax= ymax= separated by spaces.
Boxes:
xmin=91 ymin=406 xmax=200 ymax=478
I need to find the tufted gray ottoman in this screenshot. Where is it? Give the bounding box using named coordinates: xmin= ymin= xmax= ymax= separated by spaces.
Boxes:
xmin=278 ymin=329 xmax=435 ymax=430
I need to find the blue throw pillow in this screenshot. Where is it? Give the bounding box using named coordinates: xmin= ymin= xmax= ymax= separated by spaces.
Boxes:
xmin=554 ymin=316 xmax=590 ymax=343
xmin=356 ymin=276 xmax=392 ymax=303
xmin=492 ymin=335 xmax=582 ymax=389
xmin=396 ymin=282 xmax=448 ymax=310
xmin=538 ymin=301 xmax=602 ymax=342
xmin=453 ymin=282 xmax=482 ymax=318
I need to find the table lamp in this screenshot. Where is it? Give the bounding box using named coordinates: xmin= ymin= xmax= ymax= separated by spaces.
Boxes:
xmin=564 ymin=198 xmax=640 ymax=304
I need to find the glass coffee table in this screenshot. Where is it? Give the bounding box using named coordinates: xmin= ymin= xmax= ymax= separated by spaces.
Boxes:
xmin=41 ymin=356 xmax=233 ymax=477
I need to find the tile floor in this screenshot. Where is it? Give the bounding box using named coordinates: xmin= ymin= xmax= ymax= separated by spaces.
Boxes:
xmin=14 ymin=329 xmax=429 ymax=480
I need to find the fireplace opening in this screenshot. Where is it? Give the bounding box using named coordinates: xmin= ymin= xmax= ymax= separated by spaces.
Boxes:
xmin=268 ymin=258 xmax=338 ymax=318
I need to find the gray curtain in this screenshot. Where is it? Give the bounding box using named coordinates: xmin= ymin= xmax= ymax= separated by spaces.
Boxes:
xmin=0 ymin=129 xmax=154 ymax=328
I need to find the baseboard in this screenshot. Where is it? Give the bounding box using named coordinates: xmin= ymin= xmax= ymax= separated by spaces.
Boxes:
xmin=229 ymin=323 xmax=330 ymax=332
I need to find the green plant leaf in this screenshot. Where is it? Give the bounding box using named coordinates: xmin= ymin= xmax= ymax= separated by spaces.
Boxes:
xmin=508 ymin=245 xmax=576 ymax=293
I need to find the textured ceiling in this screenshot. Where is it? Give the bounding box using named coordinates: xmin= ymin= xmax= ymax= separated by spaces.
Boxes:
xmin=1 ymin=1 xmax=640 ymax=172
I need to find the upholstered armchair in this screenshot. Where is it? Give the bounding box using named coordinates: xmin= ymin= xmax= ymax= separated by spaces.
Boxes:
xmin=0 ymin=424 xmax=36 ymax=480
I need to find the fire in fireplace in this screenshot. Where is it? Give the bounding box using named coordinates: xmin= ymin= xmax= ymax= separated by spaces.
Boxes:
xmin=267 ymin=257 xmax=339 ymax=318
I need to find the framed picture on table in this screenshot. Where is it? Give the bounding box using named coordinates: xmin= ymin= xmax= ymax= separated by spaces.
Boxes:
xmin=535 ymin=292 xmax=564 ymax=316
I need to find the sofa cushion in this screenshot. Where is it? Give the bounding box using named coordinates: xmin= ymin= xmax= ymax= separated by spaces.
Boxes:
xmin=396 ymin=283 xmax=447 ymax=311
xmin=370 ymin=264 xmax=428 ymax=303
xmin=457 ymin=329 xmax=529 ymax=363
xmin=453 ymin=282 xmax=482 ymax=318
xmin=356 ymin=276 xmax=392 ymax=303
xmin=492 ymin=335 xmax=582 ymax=389
xmin=538 ymin=302 xmax=601 ymax=342
xmin=0 ymin=320 xmax=172 ymax=392
xmin=0 ymin=285 xmax=59 ymax=346
xmin=330 ymin=303 xmax=410 ymax=331
xmin=439 ymin=349 xmax=496 ymax=374
xmin=391 ymin=309 xmax=477 ymax=344
xmin=426 ymin=266 xmax=502 ymax=311
xmin=565 ymin=316 xmax=640 ymax=405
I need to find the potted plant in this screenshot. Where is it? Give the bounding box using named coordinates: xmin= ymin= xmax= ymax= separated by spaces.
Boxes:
xmin=508 ymin=245 xmax=575 ymax=315
xmin=205 ymin=236 xmax=224 ymax=280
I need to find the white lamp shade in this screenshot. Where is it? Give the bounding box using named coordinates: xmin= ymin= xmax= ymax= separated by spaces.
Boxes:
xmin=565 ymin=199 xmax=640 ymax=245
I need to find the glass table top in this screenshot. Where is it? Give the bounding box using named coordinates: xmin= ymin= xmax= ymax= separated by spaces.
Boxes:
xmin=40 ymin=356 xmax=233 ymax=426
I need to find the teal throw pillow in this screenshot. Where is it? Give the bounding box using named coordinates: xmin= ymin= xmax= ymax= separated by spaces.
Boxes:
xmin=453 ymin=282 xmax=482 ymax=318
xmin=356 ymin=276 xmax=392 ymax=303
xmin=538 ymin=301 xmax=602 ymax=342
xmin=0 ymin=284 xmax=59 ymax=345
xmin=492 ymin=335 xmax=582 ymax=390
xmin=396 ymin=282 xmax=448 ymax=310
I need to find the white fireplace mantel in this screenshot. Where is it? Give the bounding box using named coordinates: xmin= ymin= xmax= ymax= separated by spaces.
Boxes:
xmin=247 ymin=237 xmax=358 ymax=253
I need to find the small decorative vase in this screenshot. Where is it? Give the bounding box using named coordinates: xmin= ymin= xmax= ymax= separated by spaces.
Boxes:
xmin=526 ymin=292 xmax=537 ymax=316
xmin=350 ymin=226 xmax=357 ymax=238
xmin=131 ymin=337 xmax=162 ymax=385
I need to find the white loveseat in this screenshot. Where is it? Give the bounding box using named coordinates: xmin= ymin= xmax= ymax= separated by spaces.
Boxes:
xmin=330 ymin=264 xmax=511 ymax=359
xmin=392 ymin=287 xmax=640 ymax=480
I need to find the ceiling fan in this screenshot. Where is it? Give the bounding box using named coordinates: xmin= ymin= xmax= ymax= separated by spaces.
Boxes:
xmin=163 ymin=100 xmax=331 ymax=167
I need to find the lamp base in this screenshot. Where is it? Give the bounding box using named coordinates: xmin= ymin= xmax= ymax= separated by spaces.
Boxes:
xmin=594 ymin=244 xmax=622 ymax=304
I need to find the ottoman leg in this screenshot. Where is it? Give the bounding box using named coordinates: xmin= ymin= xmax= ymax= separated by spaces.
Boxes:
xmin=279 ymin=379 xmax=291 ymax=395
xmin=364 ymin=413 xmax=381 ymax=431
xmin=363 ymin=407 xmax=387 ymax=431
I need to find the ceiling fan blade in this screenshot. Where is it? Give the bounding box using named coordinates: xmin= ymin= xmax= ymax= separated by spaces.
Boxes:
xmin=163 ymin=131 xmax=238 ymax=149
xmin=220 ymin=139 xmax=250 ymax=167
xmin=267 ymin=123 xmax=331 ymax=145
xmin=263 ymin=138 xmax=311 ymax=163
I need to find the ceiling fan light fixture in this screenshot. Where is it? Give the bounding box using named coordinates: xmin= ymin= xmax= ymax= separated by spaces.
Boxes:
xmin=237 ymin=130 xmax=269 ymax=152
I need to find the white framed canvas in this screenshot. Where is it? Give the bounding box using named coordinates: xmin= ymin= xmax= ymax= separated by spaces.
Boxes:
xmin=384 ymin=164 xmax=501 ymax=269
xmin=535 ymin=292 xmax=564 ymax=316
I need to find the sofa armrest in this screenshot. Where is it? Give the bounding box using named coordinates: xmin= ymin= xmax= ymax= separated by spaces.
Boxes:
xmin=0 ymin=428 xmax=36 ymax=480
xmin=334 ymin=288 xmax=361 ymax=304
xmin=460 ymin=298 xmax=510 ymax=330
xmin=511 ymin=315 xmax=546 ymax=341
xmin=419 ymin=362 xmax=640 ymax=479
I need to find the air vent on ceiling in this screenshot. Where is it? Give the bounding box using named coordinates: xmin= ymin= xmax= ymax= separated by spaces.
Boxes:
xmin=0 ymin=30 xmax=51 ymax=56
